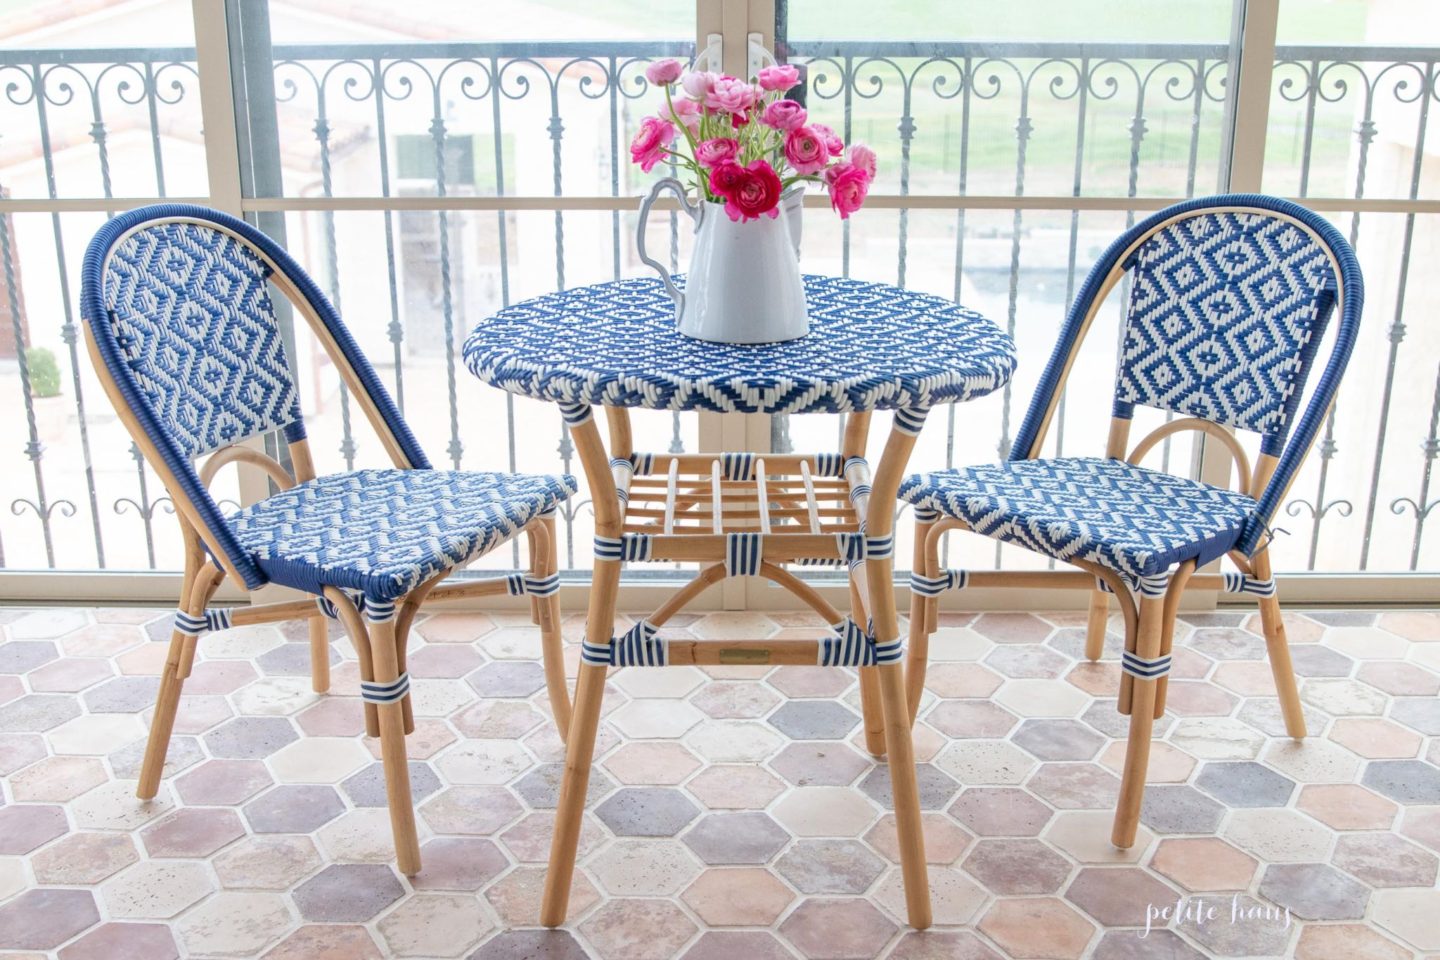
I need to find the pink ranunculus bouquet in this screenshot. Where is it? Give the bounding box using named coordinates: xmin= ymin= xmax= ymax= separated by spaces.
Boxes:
xmin=631 ymin=58 xmax=876 ymax=222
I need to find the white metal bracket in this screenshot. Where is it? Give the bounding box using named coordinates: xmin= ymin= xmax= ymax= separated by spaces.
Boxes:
xmin=699 ymin=32 xmax=723 ymax=72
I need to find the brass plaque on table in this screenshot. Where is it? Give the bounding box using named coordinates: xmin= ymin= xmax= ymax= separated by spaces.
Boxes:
xmin=718 ymin=648 xmax=771 ymax=664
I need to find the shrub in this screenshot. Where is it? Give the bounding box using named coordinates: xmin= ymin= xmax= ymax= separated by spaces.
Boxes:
xmin=25 ymin=346 xmax=62 ymax=399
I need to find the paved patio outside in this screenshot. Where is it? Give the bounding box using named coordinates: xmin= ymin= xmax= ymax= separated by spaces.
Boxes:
xmin=0 ymin=605 xmax=1437 ymax=959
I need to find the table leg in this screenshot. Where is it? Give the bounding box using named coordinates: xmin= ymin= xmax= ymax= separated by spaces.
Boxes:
xmin=864 ymin=412 xmax=931 ymax=929
xmin=542 ymin=407 xmax=620 ymax=927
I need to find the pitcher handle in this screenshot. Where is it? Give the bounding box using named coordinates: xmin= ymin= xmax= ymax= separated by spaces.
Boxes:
xmin=636 ymin=177 xmax=695 ymax=314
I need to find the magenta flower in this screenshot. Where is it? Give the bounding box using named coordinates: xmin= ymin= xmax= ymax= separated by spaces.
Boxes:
xmin=757 ymin=64 xmax=801 ymax=92
xmin=824 ymin=161 xmax=870 ymax=219
xmin=849 ymin=143 xmax=878 ymax=180
xmin=784 ymin=126 xmax=829 ymax=175
xmin=695 ymin=137 xmax=740 ymax=167
xmin=645 ymin=59 xmax=684 ymax=86
xmin=707 ymin=76 xmax=760 ymax=115
xmin=629 ymin=116 xmax=675 ymax=173
xmin=810 ymin=123 xmax=845 ymax=157
xmin=715 ymin=160 xmax=783 ymax=222
xmin=762 ymin=99 xmax=807 ymax=132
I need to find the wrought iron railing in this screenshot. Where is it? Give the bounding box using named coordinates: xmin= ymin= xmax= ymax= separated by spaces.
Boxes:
xmin=0 ymin=39 xmax=1436 ymax=578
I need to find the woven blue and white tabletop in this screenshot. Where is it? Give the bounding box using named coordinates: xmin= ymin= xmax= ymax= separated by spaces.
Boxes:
xmin=463 ymin=275 xmax=1016 ymax=415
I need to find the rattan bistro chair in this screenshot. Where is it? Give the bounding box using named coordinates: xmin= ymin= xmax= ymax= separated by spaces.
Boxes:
xmin=80 ymin=204 xmax=576 ymax=874
xmin=901 ymin=194 xmax=1363 ymax=849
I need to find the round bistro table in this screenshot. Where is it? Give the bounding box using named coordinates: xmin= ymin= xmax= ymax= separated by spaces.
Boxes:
xmin=464 ymin=274 xmax=1016 ymax=930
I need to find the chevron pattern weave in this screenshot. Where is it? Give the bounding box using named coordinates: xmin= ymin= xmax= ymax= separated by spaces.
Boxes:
xmin=464 ymin=275 xmax=1016 ymax=415
xmin=230 ymin=468 xmax=576 ymax=603
xmin=1114 ymin=212 xmax=1336 ymax=447
xmin=899 ymin=457 xmax=1257 ymax=579
xmin=102 ymin=222 xmax=302 ymax=458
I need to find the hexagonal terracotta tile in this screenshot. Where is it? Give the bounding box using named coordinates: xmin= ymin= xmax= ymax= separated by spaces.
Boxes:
xmin=779 ymin=898 xmax=898 ymax=960
xmin=681 ymin=867 xmax=793 ymax=925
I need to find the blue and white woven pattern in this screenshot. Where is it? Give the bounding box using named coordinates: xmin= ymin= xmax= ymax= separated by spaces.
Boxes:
xmin=1114 ymin=212 xmax=1336 ymax=449
xmin=102 ymin=222 xmax=303 ymax=459
xmin=230 ymin=468 xmax=576 ymax=603
xmin=464 ymin=275 xmax=1016 ymax=415
xmin=900 ymin=457 xmax=1256 ymax=579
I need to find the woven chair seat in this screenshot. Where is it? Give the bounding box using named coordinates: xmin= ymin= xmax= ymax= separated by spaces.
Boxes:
xmin=230 ymin=468 xmax=576 ymax=602
xmin=900 ymin=457 xmax=1258 ymax=579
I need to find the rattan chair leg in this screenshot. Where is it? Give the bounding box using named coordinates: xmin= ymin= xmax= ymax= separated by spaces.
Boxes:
xmin=369 ymin=614 xmax=421 ymax=876
xmin=537 ymin=515 xmax=571 ymax=741
xmin=1252 ymin=554 xmax=1307 ymax=739
xmin=851 ymin=575 xmax=886 ymax=757
xmin=1112 ymin=594 xmax=1165 ymax=848
xmin=138 ymin=564 xmax=222 ymax=799
xmin=308 ymin=615 xmax=331 ymax=693
xmin=1084 ymin=588 xmax=1109 ymax=662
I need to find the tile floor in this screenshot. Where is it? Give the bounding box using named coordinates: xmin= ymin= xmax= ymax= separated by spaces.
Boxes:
xmin=0 ymin=605 xmax=1437 ymax=959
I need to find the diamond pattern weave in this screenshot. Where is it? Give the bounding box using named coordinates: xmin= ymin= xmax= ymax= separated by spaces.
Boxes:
xmin=1114 ymin=212 xmax=1336 ymax=441
xmin=102 ymin=222 xmax=301 ymax=458
xmin=230 ymin=469 xmax=577 ymax=602
xmin=899 ymin=457 xmax=1258 ymax=578
xmin=464 ymin=275 xmax=1016 ymax=414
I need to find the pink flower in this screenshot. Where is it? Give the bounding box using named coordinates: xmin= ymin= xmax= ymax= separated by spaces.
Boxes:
xmin=668 ymin=96 xmax=701 ymax=135
xmin=784 ymin=125 xmax=828 ymax=175
xmin=695 ymin=137 xmax=740 ymax=167
xmin=707 ymin=76 xmax=760 ymax=115
xmin=681 ymin=70 xmax=716 ymax=100
xmin=848 ymin=143 xmax=877 ymax=180
xmin=811 ymin=122 xmax=845 ymax=156
xmin=645 ymin=58 xmax=684 ymax=86
xmin=629 ymin=116 xmax=675 ymax=173
xmin=757 ymin=64 xmax=801 ymax=92
xmin=723 ymin=161 xmax=784 ymax=221
xmin=824 ymin=161 xmax=870 ymax=219
xmin=761 ymin=99 xmax=807 ymax=132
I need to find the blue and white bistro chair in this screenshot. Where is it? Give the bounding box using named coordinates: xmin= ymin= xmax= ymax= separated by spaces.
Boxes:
xmin=81 ymin=204 xmax=577 ymax=875
xmin=900 ymin=194 xmax=1363 ymax=849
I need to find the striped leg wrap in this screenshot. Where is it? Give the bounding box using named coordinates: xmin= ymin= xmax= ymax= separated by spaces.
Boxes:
xmin=864 ymin=534 xmax=894 ymax=559
xmin=558 ymin=401 xmax=592 ymax=426
xmin=610 ymin=457 xmax=633 ymax=503
xmin=505 ymin=573 xmax=561 ymax=597
xmin=909 ymin=569 xmax=968 ymax=597
xmin=835 ymin=533 xmax=867 ymax=564
xmin=1222 ymin=572 xmax=1276 ymax=597
xmin=722 ymin=452 xmax=755 ymax=481
xmin=726 ymin=533 xmax=764 ymax=576
xmin=912 ymin=504 xmax=941 ymax=523
xmin=818 ymin=619 xmax=904 ymax=667
xmin=360 ymin=673 xmax=411 ymax=704
xmin=582 ymin=619 xmax=667 ymax=667
xmin=1096 ymin=572 xmax=1171 ymax=598
xmin=812 ymin=453 xmax=844 ymax=477
xmin=363 ymin=599 xmax=398 ymax=624
xmin=594 ymin=535 xmax=651 ymax=562
xmin=894 ymin=406 xmax=929 ymax=435
xmin=173 ymin=608 xmax=233 ymax=637
xmin=1121 ymin=651 xmax=1171 ymax=680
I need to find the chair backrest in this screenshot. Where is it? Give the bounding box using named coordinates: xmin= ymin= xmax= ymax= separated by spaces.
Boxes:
xmin=1009 ymin=194 xmax=1364 ymax=556
xmin=81 ymin=203 xmax=431 ymax=589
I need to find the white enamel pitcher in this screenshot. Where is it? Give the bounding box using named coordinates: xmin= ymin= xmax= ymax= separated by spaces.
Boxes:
xmin=636 ymin=177 xmax=809 ymax=344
